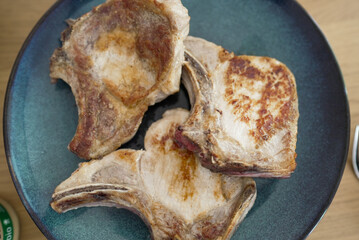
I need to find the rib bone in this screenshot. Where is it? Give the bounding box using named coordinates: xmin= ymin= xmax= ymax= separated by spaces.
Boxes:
xmin=50 ymin=0 xmax=189 ymax=159
xmin=176 ymin=37 xmax=299 ymax=178
xmin=51 ymin=109 xmax=256 ymax=240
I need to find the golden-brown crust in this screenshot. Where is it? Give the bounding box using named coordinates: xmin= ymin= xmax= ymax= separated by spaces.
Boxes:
xmin=218 ymin=48 xmax=233 ymax=63
xmin=178 ymin=37 xmax=299 ymax=178
xmin=225 ymin=56 xmax=298 ymax=147
xmin=150 ymin=122 xmax=199 ymax=201
xmin=51 ymin=109 xmax=256 ymax=239
xmin=50 ymin=0 xmax=189 ymax=159
xmin=74 ymin=0 xmax=174 ymax=106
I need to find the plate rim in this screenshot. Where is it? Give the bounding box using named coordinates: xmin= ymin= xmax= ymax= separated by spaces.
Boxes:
xmin=3 ymin=0 xmax=66 ymax=239
xmin=2 ymin=0 xmax=350 ymax=239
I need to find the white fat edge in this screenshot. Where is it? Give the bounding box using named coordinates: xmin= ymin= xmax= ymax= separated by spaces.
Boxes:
xmin=184 ymin=36 xmax=220 ymax=74
xmin=156 ymin=0 xmax=190 ymax=32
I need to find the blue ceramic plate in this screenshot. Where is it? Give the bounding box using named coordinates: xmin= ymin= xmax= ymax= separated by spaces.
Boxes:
xmin=4 ymin=0 xmax=350 ymax=239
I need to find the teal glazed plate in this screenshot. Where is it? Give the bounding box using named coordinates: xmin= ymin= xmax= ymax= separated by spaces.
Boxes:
xmin=4 ymin=0 xmax=350 ymax=239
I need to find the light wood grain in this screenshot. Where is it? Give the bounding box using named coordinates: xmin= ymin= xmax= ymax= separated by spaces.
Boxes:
xmin=0 ymin=0 xmax=358 ymax=239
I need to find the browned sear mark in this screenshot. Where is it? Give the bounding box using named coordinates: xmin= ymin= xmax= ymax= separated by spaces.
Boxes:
xmin=151 ymin=123 xmax=198 ymax=201
xmin=224 ymin=56 xmax=296 ymax=145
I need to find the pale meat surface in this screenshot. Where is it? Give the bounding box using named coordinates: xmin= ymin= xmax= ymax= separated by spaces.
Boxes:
xmin=176 ymin=36 xmax=299 ymax=178
xmin=50 ymin=0 xmax=189 ymax=159
xmin=51 ymin=109 xmax=256 ymax=239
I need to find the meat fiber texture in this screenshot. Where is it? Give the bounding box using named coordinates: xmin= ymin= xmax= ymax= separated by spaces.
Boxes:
xmin=176 ymin=36 xmax=299 ymax=178
xmin=50 ymin=0 xmax=190 ymax=160
xmin=51 ymin=109 xmax=256 ymax=240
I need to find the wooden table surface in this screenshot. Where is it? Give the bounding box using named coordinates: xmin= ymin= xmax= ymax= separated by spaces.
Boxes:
xmin=0 ymin=0 xmax=358 ymax=239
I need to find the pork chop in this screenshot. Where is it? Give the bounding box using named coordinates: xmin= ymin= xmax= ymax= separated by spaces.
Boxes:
xmin=50 ymin=0 xmax=189 ymax=159
xmin=51 ymin=109 xmax=256 ymax=239
xmin=175 ymin=36 xmax=299 ymax=178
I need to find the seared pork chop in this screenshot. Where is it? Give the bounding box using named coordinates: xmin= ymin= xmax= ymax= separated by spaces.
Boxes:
xmin=176 ymin=37 xmax=299 ymax=178
xmin=51 ymin=109 xmax=256 ymax=239
xmin=50 ymin=0 xmax=189 ymax=159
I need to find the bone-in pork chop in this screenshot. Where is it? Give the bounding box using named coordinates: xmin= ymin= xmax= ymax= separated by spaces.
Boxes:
xmin=51 ymin=109 xmax=256 ymax=239
xmin=50 ymin=0 xmax=189 ymax=159
xmin=176 ymin=36 xmax=299 ymax=178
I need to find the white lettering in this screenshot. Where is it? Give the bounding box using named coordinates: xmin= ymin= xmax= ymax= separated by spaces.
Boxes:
xmin=5 ymin=227 xmax=12 ymax=240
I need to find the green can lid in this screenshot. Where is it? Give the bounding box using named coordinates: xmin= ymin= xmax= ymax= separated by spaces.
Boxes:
xmin=0 ymin=199 xmax=20 ymax=240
